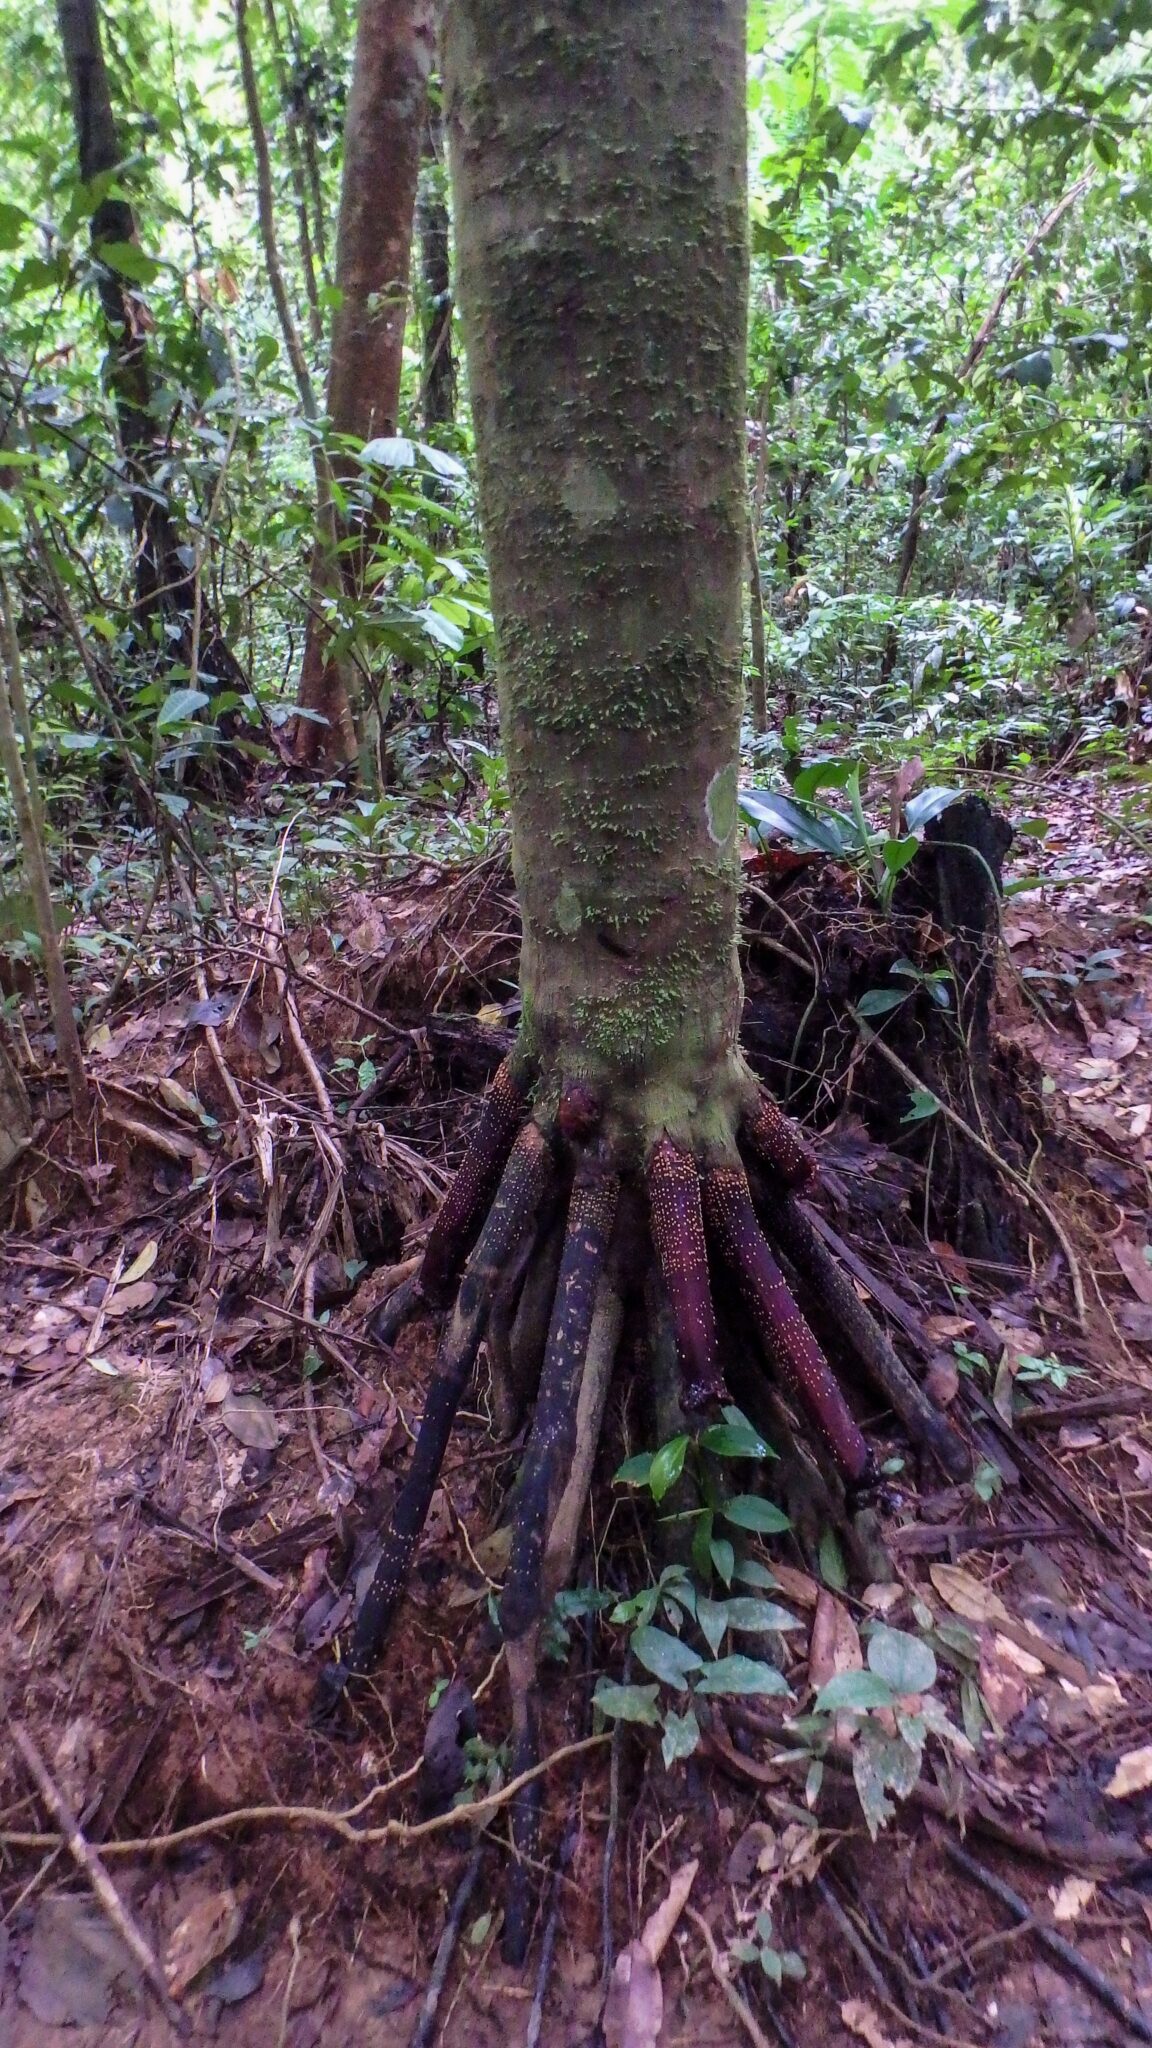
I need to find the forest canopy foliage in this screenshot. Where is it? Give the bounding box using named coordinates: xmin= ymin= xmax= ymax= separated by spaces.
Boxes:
xmin=0 ymin=0 xmax=1149 ymax=899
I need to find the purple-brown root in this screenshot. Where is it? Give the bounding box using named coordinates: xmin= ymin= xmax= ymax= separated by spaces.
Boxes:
xmin=702 ymin=1163 xmax=873 ymax=1488
xmin=646 ymin=1137 xmax=727 ymax=1411
xmin=740 ymin=1089 xmax=817 ymax=1191
xmin=418 ymin=1057 xmax=527 ymax=1304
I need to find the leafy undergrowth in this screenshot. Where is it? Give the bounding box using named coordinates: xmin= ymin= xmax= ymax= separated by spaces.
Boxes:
xmin=2 ymin=771 xmax=1152 ymax=2046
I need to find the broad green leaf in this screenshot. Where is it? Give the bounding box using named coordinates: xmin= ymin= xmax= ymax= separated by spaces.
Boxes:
xmin=855 ymin=988 xmax=908 ymax=1017
xmin=593 ymin=1680 xmax=660 ymax=1726
xmin=649 ymin=1434 xmax=689 ymax=1503
xmin=631 ymin=1625 xmax=703 ymax=1691
xmin=723 ymin=1597 xmax=803 ymax=1633
xmin=696 ymin=1596 xmax=730 ymax=1656
xmin=699 ymin=1420 xmax=773 ymax=1459
xmin=96 ymin=239 xmax=160 ymax=284
xmin=721 ymin=1494 xmax=791 ymax=1534
xmin=695 ymin=1656 xmax=791 ymax=1697
xmin=813 ymin=1669 xmax=896 ymax=1713
xmin=157 ymin=687 xmax=210 ymax=728
xmin=868 ymin=1627 xmax=937 ymax=1696
xmin=614 ymin=1452 xmax=653 ymax=1488
xmin=661 ymin=1705 xmax=700 ymax=1765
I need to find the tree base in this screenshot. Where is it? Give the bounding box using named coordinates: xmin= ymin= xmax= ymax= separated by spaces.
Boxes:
xmin=315 ymin=1048 xmax=967 ymax=1959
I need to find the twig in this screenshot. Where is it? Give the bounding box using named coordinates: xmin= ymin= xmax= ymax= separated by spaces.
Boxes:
xmin=815 ymin=1876 xmax=893 ymax=2004
xmin=139 ymin=1496 xmax=282 ymax=1595
xmin=944 ymin=1839 xmax=1152 ymax=2043
xmin=601 ymin=1705 xmax=623 ymax=1986
xmin=13 ymin=1724 xmax=187 ymax=2034
xmin=686 ymin=1905 xmax=775 ymax=2048
xmin=0 ymin=1732 xmax=608 ymax=1859
xmin=850 ymin=1010 xmax=1087 ymax=1327
xmin=408 ymin=1840 xmax=485 ymax=2048
xmin=526 ymin=1825 xmax=576 ymax=2047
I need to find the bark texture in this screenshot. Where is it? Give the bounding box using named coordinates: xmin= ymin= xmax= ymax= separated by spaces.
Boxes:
xmin=444 ymin=0 xmax=752 ymax=1155
xmin=293 ymin=0 xmax=435 ymax=769
xmin=416 ymin=115 xmax=456 ymax=431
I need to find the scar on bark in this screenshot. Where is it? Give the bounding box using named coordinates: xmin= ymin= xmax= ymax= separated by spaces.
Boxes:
xmin=320 ymin=1064 xmax=962 ymax=1941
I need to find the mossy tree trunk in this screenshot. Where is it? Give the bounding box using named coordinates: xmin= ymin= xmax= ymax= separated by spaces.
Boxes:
xmin=415 ymin=106 xmax=456 ymax=433
xmin=444 ymin=0 xmax=754 ymax=1154
xmin=291 ymin=0 xmax=435 ymax=772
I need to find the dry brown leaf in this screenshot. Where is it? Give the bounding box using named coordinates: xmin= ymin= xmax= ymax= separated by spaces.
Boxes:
xmin=923 ymin=1313 xmax=973 ymax=1343
xmin=841 ymin=1997 xmax=915 ymax=2048
xmin=1119 ymin=1435 xmax=1152 ymax=1486
xmin=602 ymin=1858 xmax=697 ymax=2048
xmin=1113 ymin=1238 xmax=1152 ymax=1306
xmin=104 ymin=1279 xmax=158 ymax=1318
xmin=929 ymin=1562 xmax=1011 ymax=1628
xmin=164 ymin=1888 xmax=243 ymax=1997
xmin=808 ymin=1590 xmax=862 ymax=1692
xmin=924 ymin=1353 xmax=959 ymax=1407
xmin=979 ymin=1634 xmax=1033 ymax=1730
xmin=1049 ymin=1876 xmax=1096 ymax=1923
xmin=1105 ymin=1743 xmax=1152 ymax=1799
xmin=219 ymin=1391 xmax=280 ymax=1451
xmin=1058 ymin=1423 xmax=1102 ymax=1451
xmin=767 ymin=1561 xmax=819 ymax=1608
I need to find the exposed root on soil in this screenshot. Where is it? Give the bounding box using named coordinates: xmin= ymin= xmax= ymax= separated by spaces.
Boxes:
xmin=318 ymin=1053 xmax=967 ymax=1956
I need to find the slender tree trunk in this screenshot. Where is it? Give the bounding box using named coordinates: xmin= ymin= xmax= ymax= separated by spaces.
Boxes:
xmin=416 ymin=110 xmax=456 ymax=433
xmin=290 ymin=0 xmax=434 ymax=773
xmin=55 ymin=0 xmax=246 ymax=708
xmin=260 ymin=0 xmax=325 ymax=345
xmin=444 ymin=0 xmax=751 ymax=1136
xmin=0 ymin=578 xmax=88 ymax=1118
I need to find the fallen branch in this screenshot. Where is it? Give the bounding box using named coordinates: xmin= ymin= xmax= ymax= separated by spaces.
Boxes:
xmin=13 ymin=1724 xmax=187 ymax=2035
xmin=408 ymin=1840 xmax=485 ymax=2048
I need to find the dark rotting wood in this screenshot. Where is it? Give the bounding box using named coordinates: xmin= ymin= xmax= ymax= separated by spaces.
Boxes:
xmin=646 ymin=1137 xmax=725 ymax=1411
xmin=317 ymin=1121 xmax=554 ymax=1712
xmin=500 ymin=1164 xmax=618 ymax=1965
xmin=702 ymin=1163 xmax=874 ymax=1490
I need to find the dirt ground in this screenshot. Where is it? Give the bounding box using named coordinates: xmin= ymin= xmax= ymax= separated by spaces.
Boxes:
xmin=2 ymin=773 xmax=1152 ymax=2047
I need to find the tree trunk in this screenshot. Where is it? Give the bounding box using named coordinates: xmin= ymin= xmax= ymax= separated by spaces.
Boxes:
xmin=444 ymin=0 xmax=751 ymax=1143
xmin=55 ymin=0 xmax=246 ymax=711
xmin=415 ymin=110 xmax=456 ymax=433
xmin=291 ymin=0 xmax=435 ymax=772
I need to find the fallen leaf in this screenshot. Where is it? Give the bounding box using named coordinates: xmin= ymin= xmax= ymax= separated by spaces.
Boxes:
xmin=725 ymin=1823 xmax=776 ymax=1886
xmin=164 ymin=1888 xmax=243 ymax=1997
xmin=1105 ymin=1743 xmax=1152 ymax=1799
xmin=923 ymin=1314 xmax=973 ymax=1343
xmin=924 ymin=1353 xmax=959 ymax=1407
xmin=219 ymin=1391 xmax=280 ymax=1450
xmin=841 ymin=1996 xmax=914 ymax=2048
xmin=1057 ymin=1424 xmax=1102 ymax=1451
xmin=1113 ymin=1238 xmax=1152 ymax=1306
xmin=19 ymin=1897 xmax=138 ymax=2026
xmin=203 ymin=1949 xmax=264 ymax=2005
xmin=601 ymin=1860 xmax=697 ymax=2048
xmin=105 ymin=1279 xmax=159 ymax=1318
xmin=979 ymin=1634 xmax=1034 ymax=1729
xmin=1130 ymin=1103 xmax=1151 ymax=1140
xmin=767 ymin=1561 xmax=819 ymax=1608
xmin=120 ymin=1239 xmax=159 ymax=1286
xmin=1049 ymin=1876 xmax=1096 ymax=1923
xmin=808 ymin=1590 xmax=862 ymax=1692
xmin=1119 ymin=1435 xmax=1152 ymax=1486
xmin=929 ymin=1563 xmax=1011 ymax=1628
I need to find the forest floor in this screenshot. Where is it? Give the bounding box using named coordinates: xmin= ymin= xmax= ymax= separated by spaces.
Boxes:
xmin=1 ymin=765 xmax=1152 ymax=2048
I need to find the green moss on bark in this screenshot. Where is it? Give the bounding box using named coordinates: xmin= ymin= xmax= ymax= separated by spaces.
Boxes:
xmin=444 ymin=0 xmax=751 ymax=1153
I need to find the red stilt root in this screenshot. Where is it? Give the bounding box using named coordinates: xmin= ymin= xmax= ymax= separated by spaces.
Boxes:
xmin=740 ymin=1090 xmax=816 ymax=1190
xmin=646 ymin=1137 xmax=727 ymax=1411
xmin=419 ymin=1057 xmax=527 ymax=1304
xmin=702 ymin=1164 xmax=873 ymax=1486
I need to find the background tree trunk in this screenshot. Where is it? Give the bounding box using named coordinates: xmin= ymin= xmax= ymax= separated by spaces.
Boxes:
xmin=291 ymin=0 xmax=435 ymax=773
xmin=55 ymin=0 xmax=245 ymax=709
xmin=416 ymin=107 xmax=456 ymax=433
xmin=444 ymin=0 xmax=750 ymax=1143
